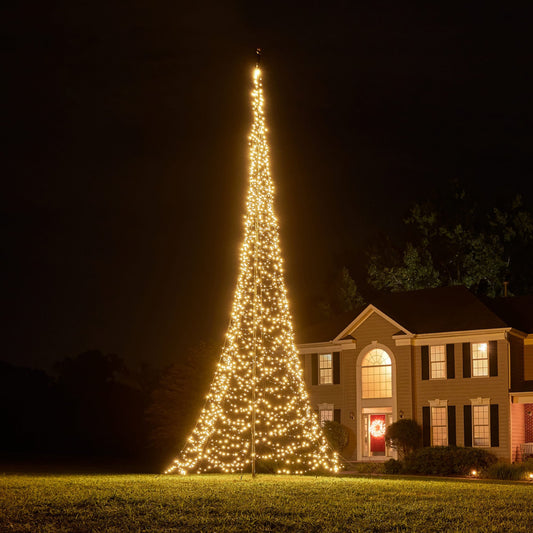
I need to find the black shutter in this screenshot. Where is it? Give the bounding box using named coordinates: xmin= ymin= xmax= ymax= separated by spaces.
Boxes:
xmin=421 ymin=346 xmax=429 ymax=380
xmin=334 ymin=409 xmax=341 ymax=423
xmin=446 ymin=344 xmax=455 ymax=379
xmin=489 ymin=341 xmax=498 ymax=377
xmin=333 ymin=352 xmax=340 ymax=384
xmin=464 ymin=405 xmax=472 ymax=447
xmin=463 ymin=343 xmax=471 ymax=378
xmin=447 ymin=405 xmax=456 ymax=446
xmin=422 ymin=406 xmax=431 ymax=446
xmin=311 ymin=353 xmax=318 ymax=385
xmin=490 ymin=404 xmax=499 ymax=447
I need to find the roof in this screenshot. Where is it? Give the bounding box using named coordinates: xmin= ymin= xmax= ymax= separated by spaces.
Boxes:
xmin=296 ymin=286 xmax=533 ymax=345
xmin=296 ymin=310 xmax=361 ymax=345
xmin=368 ymin=285 xmax=509 ymax=335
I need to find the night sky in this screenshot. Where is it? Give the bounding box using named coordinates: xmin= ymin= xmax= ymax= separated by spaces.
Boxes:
xmin=3 ymin=2 xmax=532 ymax=370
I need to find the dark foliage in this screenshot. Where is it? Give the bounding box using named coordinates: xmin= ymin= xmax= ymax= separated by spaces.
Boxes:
xmin=368 ymin=187 xmax=533 ymax=297
xmin=145 ymin=342 xmax=219 ymax=469
xmin=322 ymin=421 xmax=349 ymax=452
xmin=385 ymin=419 xmax=422 ymax=458
xmin=0 ymin=361 xmax=59 ymax=454
xmin=384 ymin=458 xmax=402 ymax=474
xmin=0 ymin=352 xmax=159 ymax=471
xmin=316 ymin=267 xmax=365 ymax=319
xmin=483 ymin=459 xmax=533 ymax=480
xmin=402 ymin=446 xmax=497 ymax=476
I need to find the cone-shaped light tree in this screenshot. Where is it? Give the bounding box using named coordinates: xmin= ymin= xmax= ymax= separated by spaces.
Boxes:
xmin=166 ymin=55 xmax=339 ymax=476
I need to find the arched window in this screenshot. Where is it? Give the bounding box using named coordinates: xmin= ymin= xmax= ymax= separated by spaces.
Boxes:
xmin=361 ymin=348 xmax=392 ymax=399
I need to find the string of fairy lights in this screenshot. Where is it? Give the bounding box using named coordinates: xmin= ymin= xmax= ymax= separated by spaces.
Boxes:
xmin=165 ymin=57 xmax=339 ymax=476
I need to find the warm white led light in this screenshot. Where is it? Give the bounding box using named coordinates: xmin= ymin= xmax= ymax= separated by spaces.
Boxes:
xmin=369 ymin=419 xmax=386 ymax=438
xmin=165 ymin=64 xmax=338 ymax=476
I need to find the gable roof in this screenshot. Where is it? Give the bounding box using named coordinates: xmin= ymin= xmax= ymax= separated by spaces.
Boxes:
xmin=297 ymin=285 xmax=532 ymax=345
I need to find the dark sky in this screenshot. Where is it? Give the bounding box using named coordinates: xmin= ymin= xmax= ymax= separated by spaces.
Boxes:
xmin=3 ymin=2 xmax=532 ymax=370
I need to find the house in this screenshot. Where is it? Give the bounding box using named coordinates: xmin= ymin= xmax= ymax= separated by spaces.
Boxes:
xmin=297 ymin=285 xmax=533 ymax=463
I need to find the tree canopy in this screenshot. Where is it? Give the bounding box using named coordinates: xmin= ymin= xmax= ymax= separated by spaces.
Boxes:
xmin=367 ymin=187 xmax=533 ymax=297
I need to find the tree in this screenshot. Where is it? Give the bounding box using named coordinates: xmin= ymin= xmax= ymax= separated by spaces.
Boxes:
xmin=368 ymin=185 xmax=533 ymax=297
xmin=368 ymin=243 xmax=440 ymax=293
xmin=54 ymin=350 xmax=147 ymax=459
xmin=145 ymin=342 xmax=218 ymax=466
xmin=165 ymin=62 xmax=338 ymax=475
xmin=385 ymin=419 xmax=422 ymax=459
xmin=317 ymin=267 xmax=365 ymax=318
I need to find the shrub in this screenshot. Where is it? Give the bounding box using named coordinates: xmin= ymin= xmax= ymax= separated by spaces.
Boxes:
xmin=323 ymin=421 xmax=349 ymax=452
xmin=346 ymin=462 xmax=385 ymax=474
xmin=384 ymin=459 xmax=402 ymax=474
xmin=402 ymin=446 xmax=497 ymax=476
xmin=385 ymin=419 xmax=422 ymax=458
xmin=483 ymin=461 xmax=533 ymax=480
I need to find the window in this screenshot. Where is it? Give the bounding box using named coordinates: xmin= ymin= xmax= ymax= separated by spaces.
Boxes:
xmin=472 ymin=343 xmax=488 ymax=377
xmin=431 ymin=406 xmax=448 ymax=446
xmin=473 ymin=404 xmax=490 ymax=447
xmin=318 ymin=404 xmax=333 ymax=426
xmin=361 ymin=349 xmax=392 ymax=399
xmin=430 ymin=345 xmax=446 ymax=379
xmin=319 ymin=353 xmax=333 ymax=384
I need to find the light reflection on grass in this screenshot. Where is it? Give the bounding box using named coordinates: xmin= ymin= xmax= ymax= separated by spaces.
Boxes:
xmin=1 ymin=474 xmax=532 ymax=532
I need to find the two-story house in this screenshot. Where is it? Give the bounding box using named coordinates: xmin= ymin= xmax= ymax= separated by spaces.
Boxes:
xmin=297 ymin=285 xmax=533 ymax=463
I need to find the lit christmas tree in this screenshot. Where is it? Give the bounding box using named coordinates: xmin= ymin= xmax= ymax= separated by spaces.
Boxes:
xmin=166 ymin=52 xmax=339 ymax=476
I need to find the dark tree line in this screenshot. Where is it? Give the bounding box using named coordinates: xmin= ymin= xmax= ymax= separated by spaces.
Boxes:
xmin=0 ymin=346 xmax=218 ymax=472
xmin=368 ymin=190 xmax=533 ymax=297
xmin=316 ymin=185 xmax=533 ymax=319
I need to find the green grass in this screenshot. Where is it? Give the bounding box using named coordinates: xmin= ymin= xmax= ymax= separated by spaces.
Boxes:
xmin=1 ymin=474 xmax=532 ymax=532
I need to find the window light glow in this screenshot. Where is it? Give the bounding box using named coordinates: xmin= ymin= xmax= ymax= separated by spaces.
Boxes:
xmin=319 ymin=354 xmax=333 ymax=384
xmin=361 ymin=349 xmax=392 ymax=399
xmin=430 ymin=345 xmax=446 ymax=379
xmin=472 ymin=343 xmax=489 ymax=377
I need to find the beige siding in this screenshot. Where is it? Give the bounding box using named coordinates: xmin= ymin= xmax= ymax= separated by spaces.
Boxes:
xmin=349 ymin=313 xmax=414 ymax=419
xmin=415 ymin=339 xmax=511 ymax=462
xmin=301 ymin=350 xmax=357 ymax=458
xmin=340 ymin=348 xmax=357 ymax=457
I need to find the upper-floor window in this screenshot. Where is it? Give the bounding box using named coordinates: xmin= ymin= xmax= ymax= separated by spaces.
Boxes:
xmin=472 ymin=343 xmax=488 ymax=377
xmin=362 ymin=349 xmax=392 ymax=399
xmin=319 ymin=353 xmax=333 ymax=384
xmin=430 ymin=345 xmax=446 ymax=379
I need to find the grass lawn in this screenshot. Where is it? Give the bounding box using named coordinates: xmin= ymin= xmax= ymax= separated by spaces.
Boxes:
xmin=1 ymin=474 xmax=532 ymax=532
